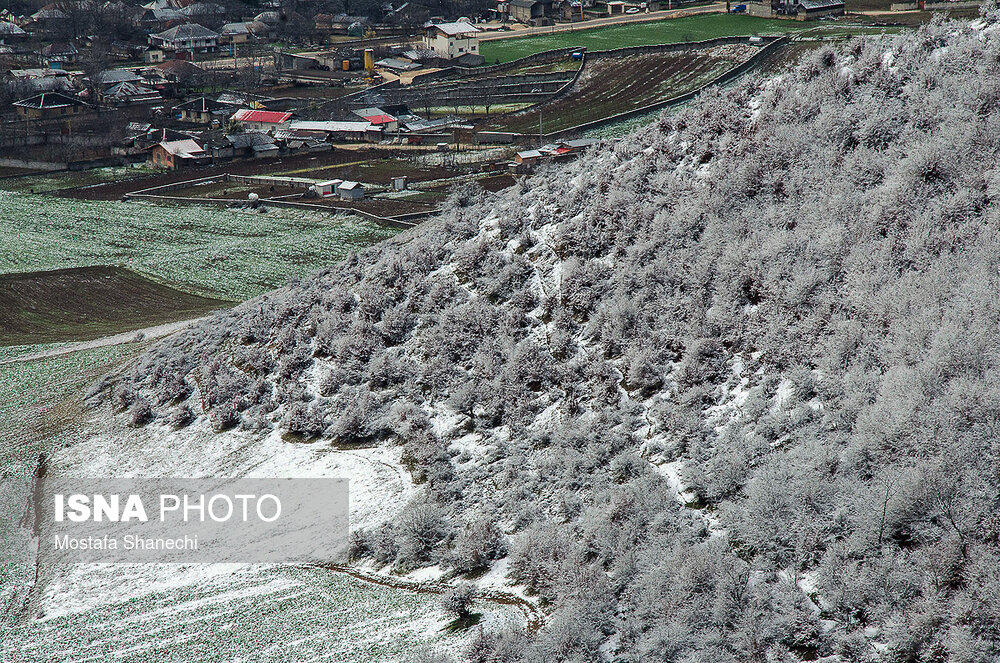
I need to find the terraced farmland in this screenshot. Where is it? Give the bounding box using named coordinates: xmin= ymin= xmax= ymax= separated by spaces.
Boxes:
xmin=490 ymin=43 xmax=760 ymax=134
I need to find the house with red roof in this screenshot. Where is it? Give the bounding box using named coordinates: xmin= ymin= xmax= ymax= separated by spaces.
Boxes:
xmin=231 ymin=108 xmax=293 ymax=133
xmin=352 ymin=107 xmax=398 ymax=132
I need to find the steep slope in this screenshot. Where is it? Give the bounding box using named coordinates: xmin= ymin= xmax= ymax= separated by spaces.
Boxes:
xmin=97 ymin=14 xmax=1000 ymax=662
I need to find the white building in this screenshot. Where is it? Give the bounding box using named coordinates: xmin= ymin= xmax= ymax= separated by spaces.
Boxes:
xmin=422 ymin=22 xmax=480 ymax=60
xmin=314 ymin=179 xmax=342 ymax=196
xmin=149 ymin=23 xmax=220 ymax=53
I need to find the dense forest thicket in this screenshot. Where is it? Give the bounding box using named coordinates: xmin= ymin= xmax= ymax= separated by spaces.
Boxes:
xmin=95 ymin=12 xmax=1000 ymax=662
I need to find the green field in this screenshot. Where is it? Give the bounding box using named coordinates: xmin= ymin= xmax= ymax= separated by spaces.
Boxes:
xmin=479 ymin=14 xmax=812 ymax=63
xmin=0 ymin=191 xmax=399 ymax=301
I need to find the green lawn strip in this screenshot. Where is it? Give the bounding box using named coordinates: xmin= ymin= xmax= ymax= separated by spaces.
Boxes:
xmin=480 ymin=14 xmax=812 ymax=63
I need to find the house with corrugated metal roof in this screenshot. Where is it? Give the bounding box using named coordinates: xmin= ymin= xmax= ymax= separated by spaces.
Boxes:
xmin=149 ymin=138 xmax=208 ymax=169
xmin=231 ymin=108 xmax=294 ymax=133
xmin=149 ymin=23 xmax=219 ymax=53
xmin=352 ymin=107 xmax=398 ymax=132
xmin=13 ymin=92 xmax=86 ymax=120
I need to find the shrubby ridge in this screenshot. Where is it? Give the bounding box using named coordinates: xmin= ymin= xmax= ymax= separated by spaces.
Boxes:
xmin=96 ymin=13 xmax=1000 ymax=661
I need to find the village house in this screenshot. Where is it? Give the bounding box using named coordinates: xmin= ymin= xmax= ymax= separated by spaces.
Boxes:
xmin=174 ymin=96 xmax=229 ymax=124
xmin=154 ymin=59 xmax=205 ymax=84
xmin=101 ymin=81 xmax=161 ymax=105
xmin=748 ymin=0 xmax=844 ymax=18
xmin=0 ymin=21 xmax=28 ymax=41
xmin=231 ymin=108 xmax=293 ymax=133
xmin=352 ymin=107 xmax=399 ymax=132
xmin=422 ymin=22 xmax=481 ymax=60
xmin=13 ymin=92 xmax=86 ymax=120
xmin=227 ymin=132 xmax=279 ymax=159
xmin=286 ymin=120 xmax=374 ymax=142
xmin=39 ymin=41 xmax=79 ymax=67
xmin=219 ymin=22 xmax=251 ymax=45
xmin=508 ymin=0 xmax=555 ymax=22
xmin=149 ymin=23 xmax=220 ymax=54
xmin=149 ymin=138 xmax=208 ymax=169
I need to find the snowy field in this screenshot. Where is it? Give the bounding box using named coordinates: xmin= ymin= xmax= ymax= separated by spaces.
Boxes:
xmin=1 ymin=414 xmax=521 ymax=662
xmin=0 ymin=192 xmax=399 ymax=301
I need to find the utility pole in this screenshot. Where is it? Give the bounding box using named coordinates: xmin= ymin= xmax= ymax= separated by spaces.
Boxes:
xmin=539 ymin=110 xmax=543 ymax=142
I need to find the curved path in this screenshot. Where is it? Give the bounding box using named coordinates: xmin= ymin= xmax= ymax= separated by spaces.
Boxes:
xmin=0 ymin=317 xmax=204 ymax=366
xmin=308 ymin=562 xmax=546 ymax=632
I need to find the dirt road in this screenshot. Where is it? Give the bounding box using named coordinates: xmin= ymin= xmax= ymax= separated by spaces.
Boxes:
xmin=478 ymin=3 xmax=727 ymax=41
xmin=0 ymin=318 xmax=204 ymax=366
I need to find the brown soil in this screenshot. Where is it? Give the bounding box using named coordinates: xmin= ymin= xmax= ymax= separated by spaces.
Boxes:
xmin=0 ymin=266 xmax=230 ymax=346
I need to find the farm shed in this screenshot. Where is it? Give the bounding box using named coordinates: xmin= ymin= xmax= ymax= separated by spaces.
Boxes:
xmin=515 ymin=149 xmax=542 ymax=166
xmin=219 ymin=22 xmax=251 ymax=44
xmin=509 ymin=0 xmax=553 ymax=22
xmin=316 ymin=179 xmax=343 ymax=196
xmin=338 ymin=181 xmax=364 ymax=200
xmin=154 ymin=59 xmax=205 ymax=84
xmin=227 ymin=132 xmax=279 ymax=159
xmin=376 ymin=58 xmax=421 ymax=72
xmin=794 ymin=0 xmax=845 ymax=18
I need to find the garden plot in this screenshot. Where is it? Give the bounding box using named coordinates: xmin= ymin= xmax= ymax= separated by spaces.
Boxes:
xmin=491 ymin=43 xmax=760 ymax=134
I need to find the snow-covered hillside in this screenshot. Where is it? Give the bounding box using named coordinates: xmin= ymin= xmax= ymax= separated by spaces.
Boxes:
xmin=49 ymin=11 xmax=1000 ymax=662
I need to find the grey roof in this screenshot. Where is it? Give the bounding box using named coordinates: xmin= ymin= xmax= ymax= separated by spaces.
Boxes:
xmin=32 ymin=8 xmax=68 ymax=20
xmin=427 ymin=21 xmax=479 ymax=36
xmin=179 ymin=2 xmax=225 ymax=16
xmin=40 ymin=42 xmax=78 ymax=56
xmin=14 ymin=92 xmax=83 ymax=109
xmin=104 ymin=81 xmax=160 ymax=100
xmin=228 ymin=132 xmax=276 ymax=149
xmin=401 ymin=48 xmax=438 ymax=61
xmin=220 ymin=22 xmax=250 ymax=34
xmin=375 ymin=57 xmax=420 ymax=71
xmin=564 ymin=138 xmax=599 ymax=149
xmin=0 ymin=21 xmax=26 ymax=35
xmin=402 ymin=115 xmax=464 ymax=132
xmin=174 ymin=96 xmax=227 ymax=112
xmin=148 ymin=8 xmax=182 ymax=20
xmin=797 ymin=0 xmax=844 ymax=8
xmin=93 ymin=69 xmax=142 ymax=85
xmin=153 ymin=23 xmax=219 ymax=40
